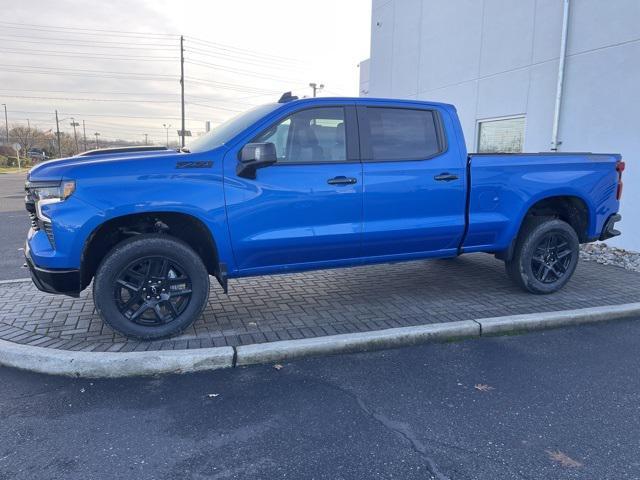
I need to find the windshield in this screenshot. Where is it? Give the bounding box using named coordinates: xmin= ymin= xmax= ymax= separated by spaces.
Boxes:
xmin=187 ymin=103 xmax=281 ymax=153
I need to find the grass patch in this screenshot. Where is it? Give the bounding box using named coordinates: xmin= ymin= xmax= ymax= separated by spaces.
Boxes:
xmin=0 ymin=167 xmax=26 ymax=174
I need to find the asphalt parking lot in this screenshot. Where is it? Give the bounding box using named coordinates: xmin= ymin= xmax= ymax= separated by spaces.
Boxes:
xmin=2 ymin=169 xmax=640 ymax=479
xmin=3 ymin=318 xmax=640 ymax=480
xmin=0 ymin=172 xmax=29 ymax=280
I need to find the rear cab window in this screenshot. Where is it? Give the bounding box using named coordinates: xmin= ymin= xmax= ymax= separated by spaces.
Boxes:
xmin=359 ymin=106 xmax=445 ymax=161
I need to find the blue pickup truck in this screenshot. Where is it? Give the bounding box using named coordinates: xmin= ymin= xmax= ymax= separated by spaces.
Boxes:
xmin=24 ymin=94 xmax=625 ymax=339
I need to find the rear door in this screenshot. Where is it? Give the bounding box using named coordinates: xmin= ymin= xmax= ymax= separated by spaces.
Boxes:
xmin=357 ymin=102 xmax=466 ymax=258
xmin=224 ymin=104 xmax=363 ymax=272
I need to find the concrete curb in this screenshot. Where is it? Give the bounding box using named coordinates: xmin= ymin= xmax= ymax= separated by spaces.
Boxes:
xmin=0 ymin=303 xmax=639 ymax=377
xmin=477 ymin=302 xmax=640 ymax=335
xmin=235 ymin=320 xmax=480 ymax=366
xmin=0 ymin=278 xmax=31 ymax=285
xmin=0 ymin=339 xmax=234 ymax=378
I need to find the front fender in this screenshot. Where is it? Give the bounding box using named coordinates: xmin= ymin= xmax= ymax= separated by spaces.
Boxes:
xmin=32 ymin=153 xmax=236 ymax=272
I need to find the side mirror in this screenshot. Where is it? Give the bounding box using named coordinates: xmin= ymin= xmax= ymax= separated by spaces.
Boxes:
xmin=237 ymin=142 xmax=277 ymax=179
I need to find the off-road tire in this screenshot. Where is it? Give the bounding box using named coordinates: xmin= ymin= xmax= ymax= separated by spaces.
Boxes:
xmin=93 ymin=234 xmax=209 ymax=340
xmin=505 ymin=217 xmax=579 ymax=294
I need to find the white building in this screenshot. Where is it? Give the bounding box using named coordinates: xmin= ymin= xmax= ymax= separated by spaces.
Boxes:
xmin=362 ymin=0 xmax=640 ymax=251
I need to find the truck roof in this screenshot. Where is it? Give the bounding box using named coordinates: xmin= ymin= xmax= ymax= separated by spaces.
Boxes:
xmin=275 ymin=93 xmax=455 ymax=111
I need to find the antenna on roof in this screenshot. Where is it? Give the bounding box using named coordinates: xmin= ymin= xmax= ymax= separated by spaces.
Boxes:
xmin=278 ymin=91 xmax=298 ymax=103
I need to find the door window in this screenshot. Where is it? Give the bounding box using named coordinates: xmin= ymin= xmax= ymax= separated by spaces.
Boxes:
xmin=253 ymin=107 xmax=347 ymax=163
xmin=365 ymin=107 xmax=442 ymax=161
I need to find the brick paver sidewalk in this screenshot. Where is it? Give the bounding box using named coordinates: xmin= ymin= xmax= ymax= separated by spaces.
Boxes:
xmin=1 ymin=254 xmax=638 ymax=352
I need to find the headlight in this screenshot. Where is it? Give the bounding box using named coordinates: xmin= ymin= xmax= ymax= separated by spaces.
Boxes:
xmin=26 ymin=180 xmax=75 ymax=221
xmin=30 ymin=180 xmax=76 ymax=201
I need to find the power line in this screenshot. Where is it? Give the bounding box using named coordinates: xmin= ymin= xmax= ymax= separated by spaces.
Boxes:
xmin=185 ymin=59 xmax=304 ymax=84
xmin=0 ymin=21 xmax=178 ymax=39
xmin=186 ymin=47 xmax=305 ymax=70
xmin=0 ymin=34 xmax=177 ymax=49
xmin=186 ymin=44 xmax=303 ymax=69
xmin=186 ymin=102 xmax=243 ymax=113
xmin=7 ymin=110 xmax=212 ymax=121
xmin=2 ymin=68 xmax=177 ymax=82
xmin=0 ymin=48 xmax=178 ymax=61
xmin=0 ymin=23 xmax=303 ymax=69
xmin=3 ymin=63 xmax=176 ymax=78
xmin=0 ymin=95 xmax=179 ymax=104
xmin=0 ymin=88 xmax=181 ymax=96
xmin=185 ymin=36 xmax=303 ymax=65
xmin=0 ymin=88 xmax=261 ymax=107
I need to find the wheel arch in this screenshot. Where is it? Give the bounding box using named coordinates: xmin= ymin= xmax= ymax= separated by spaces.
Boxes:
xmin=80 ymin=211 xmax=221 ymax=290
xmin=498 ymin=194 xmax=591 ymax=261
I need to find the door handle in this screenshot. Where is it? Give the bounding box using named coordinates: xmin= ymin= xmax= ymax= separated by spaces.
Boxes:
xmin=327 ymin=176 xmax=358 ymax=185
xmin=434 ymin=173 xmax=459 ymax=182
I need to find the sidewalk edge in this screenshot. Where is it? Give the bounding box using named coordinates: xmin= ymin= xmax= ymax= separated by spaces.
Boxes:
xmin=0 ymin=340 xmax=234 ymax=378
xmin=1 ymin=303 xmax=639 ymax=377
xmin=235 ymin=320 xmax=480 ymax=366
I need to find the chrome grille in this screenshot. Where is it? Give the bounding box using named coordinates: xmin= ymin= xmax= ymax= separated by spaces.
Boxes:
xmin=25 ymin=182 xmax=55 ymax=248
xmin=29 ymin=212 xmax=40 ymax=231
xmin=42 ymin=221 xmax=56 ymax=249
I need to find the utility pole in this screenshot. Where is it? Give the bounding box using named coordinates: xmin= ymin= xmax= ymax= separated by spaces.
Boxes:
xmin=82 ymin=120 xmax=87 ymax=151
xmin=143 ymin=134 xmax=148 ymax=145
xmin=309 ymin=82 xmax=324 ymax=97
xmin=162 ymin=123 xmax=171 ymax=148
xmin=1 ymin=104 xmax=8 ymax=145
xmin=94 ymin=132 xmax=100 ymax=149
xmin=70 ymin=118 xmax=80 ymax=154
xmin=180 ymin=35 xmax=186 ymax=148
xmin=55 ymin=110 xmax=62 ymax=158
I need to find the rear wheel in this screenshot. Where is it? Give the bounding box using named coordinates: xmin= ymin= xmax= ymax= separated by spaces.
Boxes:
xmin=93 ymin=234 xmax=209 ymax=340
xmin=505 ymin=217 xmax=579 ymax=294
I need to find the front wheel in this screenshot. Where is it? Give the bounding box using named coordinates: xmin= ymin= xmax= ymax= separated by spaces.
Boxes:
xmin=505 ymin=218 xmax=579 ymax=294
xmin=93 ymin=234 xmax=210 ymax=340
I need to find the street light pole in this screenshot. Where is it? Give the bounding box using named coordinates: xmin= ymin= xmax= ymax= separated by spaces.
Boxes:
xmin=94 ymin=132 xmax=100 ymax=149
xmin=1 ymin=104 xmax=8 ymax=145
xmin=309 ymin=82 xmax=324 ymax=97
xmin=180 ymin=35 xmax=186 ymax=148
xmin=55 ymin=110 xmax=62 ymax=158
xmin=70 ymin=118 xmax=80 ymax=154
xmin=82 ymin=120 xmax=88 ymax=151
xmin=143 ymin=134 xmax=148 ymax=145
xmin=162 ymin=123 xmax=171 ymax=148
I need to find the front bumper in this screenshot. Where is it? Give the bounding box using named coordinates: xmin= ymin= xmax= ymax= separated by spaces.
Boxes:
xmin=24 ymin=243 xmax=80 ymax=297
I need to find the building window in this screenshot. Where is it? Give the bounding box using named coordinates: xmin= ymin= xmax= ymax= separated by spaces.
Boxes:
xmin=477 ymin=116 xmax=525 ymax=153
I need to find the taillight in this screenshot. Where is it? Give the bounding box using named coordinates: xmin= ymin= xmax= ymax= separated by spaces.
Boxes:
xmin=616 ymin=160 xmax=625 ymax=200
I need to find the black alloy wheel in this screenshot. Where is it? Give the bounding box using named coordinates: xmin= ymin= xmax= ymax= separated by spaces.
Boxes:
xmin=530 ymin=232 xmax=574 ymax=284
xmin=114 ymin=256 xmax=193 ymax=326
xmin=505 ymin=217 xmax=579 ymax=294
xmin=94 ymin=234 xmax=210 ymax=340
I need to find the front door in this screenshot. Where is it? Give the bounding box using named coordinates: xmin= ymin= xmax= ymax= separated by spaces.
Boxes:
xmin=224 ymin=104 xmax=363 ymax=272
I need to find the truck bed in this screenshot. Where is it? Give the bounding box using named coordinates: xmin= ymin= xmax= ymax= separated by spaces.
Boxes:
xmin=463 ymin=152 xmax=622 ymax=253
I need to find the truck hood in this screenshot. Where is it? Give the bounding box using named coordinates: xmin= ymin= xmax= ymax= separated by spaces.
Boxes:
xmin=28 ymin=150 xmax=188 ymax=182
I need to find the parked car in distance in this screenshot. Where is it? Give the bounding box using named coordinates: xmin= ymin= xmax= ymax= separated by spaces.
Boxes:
xmin=24 ymin=93 xmax=625 ymax=339
xmin=27 ymin=148 xmax=47 ymax=161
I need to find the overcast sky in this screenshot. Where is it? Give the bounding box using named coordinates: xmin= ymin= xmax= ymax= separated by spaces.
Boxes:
xmin=0 ymin=0 xmax=371 ymax=145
